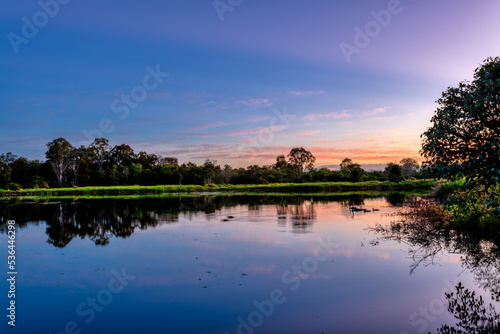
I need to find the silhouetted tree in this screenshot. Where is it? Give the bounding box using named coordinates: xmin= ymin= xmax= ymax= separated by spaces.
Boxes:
xmin=400 ymin=157 xmax=419 ymax=178
xmin=421 ymin=57 xmax=500 ymax=189
xmin=385 ymin=162 xmax=404 ymax=182
xmin=274 ymin=154 xmax=288 ymax=183
xmin=340 ymin=158 xmax=364 ymax=182
xmin=287 ymin=147 xmax=315 ymax=182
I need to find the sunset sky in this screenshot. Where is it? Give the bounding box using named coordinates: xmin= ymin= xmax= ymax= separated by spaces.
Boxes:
xmin=1 ymin=0 xmax=499 ymax=168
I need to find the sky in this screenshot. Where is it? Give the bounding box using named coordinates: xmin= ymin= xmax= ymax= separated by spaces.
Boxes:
xmin=1 ymin=0 xmax=499 ymax=168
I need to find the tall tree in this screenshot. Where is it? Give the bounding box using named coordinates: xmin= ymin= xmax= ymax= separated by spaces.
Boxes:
xmin=0 ymin=152 xmax=17 ymax=187
xmin=10 ymin=157 xmax=30 ymax=187
xmin=136 ymin=151 xmax=159 ymax=170
xmin=111 ymin=144 xmax=135 ymax=167
xmin=421 ymin=57 xmax=500 ymax=188
xmin=340 ymin=158 xmax=364 ymax=182
xmin=385 ymin=162 xmax=404 ymax=182
xmin=159 ymin=156 xmax=178 ymax=166
xmin=89 ymin=138 xmax=111 ymax=172
xmin=220 ymin=164 xmax=234 ymax=184
xmin=400 ymin=158 xmax=419 ymax=178
xmin=287 ymin=147 xmax=315 ymax=182
xmin=45 ymin=138 xmax=75 ymax=183
xmin=203 ymin=159 xmax=218 ymax=185
xmin=340 ymin=158 xmax=354 ymax=179
xmin=274 ymin=154 xmax=288 ymax=183
xmin=74 ymin=145 xmax=94 ymax=186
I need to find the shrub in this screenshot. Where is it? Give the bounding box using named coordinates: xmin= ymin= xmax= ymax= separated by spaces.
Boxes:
xmin=30 ymin=176 xmax=49 ymax=189
xmin=7 ymin=182 xmax=22 ymax=191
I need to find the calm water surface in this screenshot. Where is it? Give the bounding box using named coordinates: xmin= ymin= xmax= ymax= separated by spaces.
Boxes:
xmin=1 ymin=194 xmax=497 ymax=333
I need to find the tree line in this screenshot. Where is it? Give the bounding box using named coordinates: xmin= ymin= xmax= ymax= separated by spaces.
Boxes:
xmin=0 ymin=137 xmax=422 ymax=190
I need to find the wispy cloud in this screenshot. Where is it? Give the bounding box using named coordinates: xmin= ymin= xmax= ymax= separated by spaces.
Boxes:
xmin=189 ymin=121 xmax=229 ymax=131
xmin=237 ymin=97 xmax=273 ymax=107
xmin=201 ymin=96 xmax=274 ymax=114
xmin=310 ymin=145 xmax=422 ymax=163
xmin=128 ymin=130 xmax=423 ymax=168
xmin=362 ymin=107 xmax=387 ymax=117
xmin=369 ymin=116 xmax=396 ymax=121
xmin=223 ymin=128 xmax=262 ymax=137
xmin=302 ymin=111 xmax=352 ymax=121
xmin=223 ymin=125 xmax=288 ymax=137
xmin=288 ymin=90 xmax=325 ymax=97
xmin=284 ymin=130 xmax=322 ymax=136
xmin=245 ymin=115 xmax=270 ymax=123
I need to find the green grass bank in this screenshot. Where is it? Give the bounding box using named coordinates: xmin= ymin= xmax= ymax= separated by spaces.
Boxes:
xmin=0 ymin=180 xmax=436 ymax=197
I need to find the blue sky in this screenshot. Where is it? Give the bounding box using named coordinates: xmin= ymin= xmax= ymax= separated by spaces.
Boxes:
xmin=1 ymin=0 xmax=499 ymax=167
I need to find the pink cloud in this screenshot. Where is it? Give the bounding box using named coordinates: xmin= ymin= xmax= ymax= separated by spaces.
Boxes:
xmin=370 ymin=116 xmax=396 ymax=121
xmin=285 ymin=130 xmax=322 ymax=136
xmin=189 ymin=121 xmax=229 ymax=131
xmin=223 ymin=128 xmax=261 ymax=137
xmin=363 ymin=107 xmax=387 ymax=116
xmin=223 ymin=125 xmax=288 ymax=137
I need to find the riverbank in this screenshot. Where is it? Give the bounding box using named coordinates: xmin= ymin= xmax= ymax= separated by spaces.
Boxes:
xmin=0 ymin=180 xmax=436 ymax=197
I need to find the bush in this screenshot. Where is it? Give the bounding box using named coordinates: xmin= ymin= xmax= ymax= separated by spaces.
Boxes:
xmin=7 ymin=182 xmax=22 ymax=191
xmin=30 ymin=176 xmax=49 ymax=189
xmin=436 ymin=179 xmax=466 ymax=201
xmin=444 ymin=189 xmax=500 ymax=230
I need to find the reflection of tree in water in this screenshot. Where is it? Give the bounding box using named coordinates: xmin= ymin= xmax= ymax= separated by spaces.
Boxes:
xmin=46 ymin=200 xmax=181 ymax=247
xmin=369 ymin=199 xmax=457 ymax=274
xmin=367 ymin=199 xmax=500 ymax=333
xmin=0 ymin=192 xmax=401 ymax=247
xmin=461 ymin=241 xmax=500 ymax=303
xmin=385 ymin=192 xmax=408 ymax=206
xmin=341 ymin=194 xmax=365 ymax=207
xmin=275 ymin=196 xmax=316 ymax=232
xmin=0 ymin=198 xmax=192 ymax=248
xmin=436 ymin=283 xmax=500 ymax=333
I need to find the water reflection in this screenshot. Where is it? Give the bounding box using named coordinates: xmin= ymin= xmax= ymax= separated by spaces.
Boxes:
xmin=275 ymin=197 xmax=316 ymax=232
xmin=0 ymin=192 xmax=480 ymax=333
xmin=436 ymin=282 xmax=500 ymax=333
xmin=0 ymin=193 xmax=389 ymax=247
xmin=368 ymin=199 xmax=500 ymax=333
